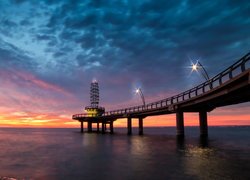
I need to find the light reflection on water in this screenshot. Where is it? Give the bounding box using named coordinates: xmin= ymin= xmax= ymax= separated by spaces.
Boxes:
xmin=0 ymin=127 xmax=249 ymax=180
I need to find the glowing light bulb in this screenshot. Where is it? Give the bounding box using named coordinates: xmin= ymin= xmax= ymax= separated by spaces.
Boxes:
xmin=92 ymin=78 xmax=97 ymax=83
xmin=192 ymin=63 xmax=198 ymax=71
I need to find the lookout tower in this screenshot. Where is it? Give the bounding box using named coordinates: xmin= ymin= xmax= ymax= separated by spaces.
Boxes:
xmin=85 ymin=79 xmax=105 ymax=116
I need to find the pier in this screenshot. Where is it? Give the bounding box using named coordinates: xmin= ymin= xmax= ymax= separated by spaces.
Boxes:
xmin=73 ymin=52 xmax=250 ymax=136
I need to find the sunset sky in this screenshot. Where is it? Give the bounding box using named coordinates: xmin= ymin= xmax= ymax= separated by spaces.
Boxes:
xmin=0 ymin=0 xmax=249 ymax=128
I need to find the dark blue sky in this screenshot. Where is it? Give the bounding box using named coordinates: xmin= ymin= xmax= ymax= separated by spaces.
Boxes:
xmin=0 ymin=0 xmax=249 ymax=124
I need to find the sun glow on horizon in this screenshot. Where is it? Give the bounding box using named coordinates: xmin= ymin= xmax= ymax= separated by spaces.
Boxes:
xmin=1 ymin=108 xmax=249 ymax=128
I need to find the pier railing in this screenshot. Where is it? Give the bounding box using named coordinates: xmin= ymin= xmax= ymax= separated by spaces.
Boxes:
xmin=102 ymin=52 xmax=250 ymax=116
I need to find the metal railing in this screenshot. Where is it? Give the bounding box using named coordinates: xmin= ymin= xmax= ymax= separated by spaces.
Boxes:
xmin=73 ymin=52 xmax=250 ymax=119
xmin=72 ymin=113 xmax=103 ymax=119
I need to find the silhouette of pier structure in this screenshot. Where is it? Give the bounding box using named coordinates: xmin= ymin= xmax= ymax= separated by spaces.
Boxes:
xmin=73 ymin=52 xmax=250 ymax=136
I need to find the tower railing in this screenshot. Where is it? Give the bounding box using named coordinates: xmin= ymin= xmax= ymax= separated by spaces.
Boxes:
xmin=72 ymin=113 xmax=103 ymax=119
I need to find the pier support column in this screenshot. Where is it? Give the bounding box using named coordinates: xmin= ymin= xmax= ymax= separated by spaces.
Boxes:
xmin=102 ymin=122 xmax=105 ymax=134
xmin=80 ymin=121 xmax=83 ymax=133
xmin=176 ymin=111 xmax=184 ymax=136
xmin=110 ymin=121 xmax=114 ymax=134
xmin=97 ymin=123 xmax=100 ymax=132
xmin=199 ymin=110 xmax=208 ymax=137
xmin=139 ymin=117 xmax=143 ymax=135
xmin=127 ymin=117 xmax=132 ymax=135
xmin=87 ymin=122 xmax=92 ymax=133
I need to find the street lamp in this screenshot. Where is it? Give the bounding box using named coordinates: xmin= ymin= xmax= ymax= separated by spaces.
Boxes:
xmin=191 ymin=61 xmax=210 ymax=81
xmin=136 ymin=88 xmax=146 ymax=106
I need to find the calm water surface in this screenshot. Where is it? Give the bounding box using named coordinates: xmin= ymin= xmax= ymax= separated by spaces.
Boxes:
xmin=0 ymin=126 xmax=249 ymax=180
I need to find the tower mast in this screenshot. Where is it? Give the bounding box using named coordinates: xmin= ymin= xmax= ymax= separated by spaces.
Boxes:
xmin=85 ymin=79 xmax=105 ymax=116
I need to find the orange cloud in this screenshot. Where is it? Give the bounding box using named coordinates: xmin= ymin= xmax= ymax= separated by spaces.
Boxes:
xmin=0 ymin=111 xmax=79 ymax=128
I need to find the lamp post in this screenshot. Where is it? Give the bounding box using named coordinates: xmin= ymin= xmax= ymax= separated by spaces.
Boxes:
xmin=136 ymin=88 xmax=146 ymax=106
xmin=191 ymin=61 xmax=210 ymax=81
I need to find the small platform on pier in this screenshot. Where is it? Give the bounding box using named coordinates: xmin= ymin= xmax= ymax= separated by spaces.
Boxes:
xmin=72 ymin=115 xmax=116 ymax=134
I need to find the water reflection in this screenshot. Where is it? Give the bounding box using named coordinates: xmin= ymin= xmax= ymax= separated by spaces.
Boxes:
xmin=0 ymin=128 xmax=249 ymax=179
xmin=175 ymin=136 xmax=231 ymax=179
xmin=176 ymin=136 xmax=210 ymax=152
xmin=176 ymin=136 xmax=186 ymax=151
xmin=177 ymin=136 xmax=214 ymax=157
xmin=199 ymin=136 xmax=209 ymax=148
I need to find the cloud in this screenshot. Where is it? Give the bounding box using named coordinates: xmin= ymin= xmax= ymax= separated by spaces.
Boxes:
xmin=0 ymin=0 xmax=249 ymax=127
xmin=0 ymin=39 xmax=37 ymax=70
xmin=0 ymin=68 xmax=76 ymax=114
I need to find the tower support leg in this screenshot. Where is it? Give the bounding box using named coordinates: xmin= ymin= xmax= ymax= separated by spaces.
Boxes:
xmin=199 ymin=111 xmax=208 ymax=137
xmin=139 ymin=117 xmax=143 ymax=135
xmin=102 ymin=122 xmax=105 ymax=134
xmin=87 ymin=122 xmax=92 ymax=133
xmin=110 ymin=121 xmax=114 ymax=134
xmin=97 ymin=122 xmax=100 ymax=132
xmin=127 ymin=117 xmax=132 ymax=135
xmin=80 ymin=121 xmax=83 ymax=133
xmin=176 ymin=111 xmax=184 ymax=136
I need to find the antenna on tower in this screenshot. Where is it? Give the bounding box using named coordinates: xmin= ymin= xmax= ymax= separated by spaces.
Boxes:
xmin=90 ymin=80 xmax=99 ymax=108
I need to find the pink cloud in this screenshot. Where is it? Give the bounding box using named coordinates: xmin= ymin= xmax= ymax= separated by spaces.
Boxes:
xmin=13 ymin=70 xmax=72 ymax=97
xmin=0 ymin=69 xmax=80 ymax=127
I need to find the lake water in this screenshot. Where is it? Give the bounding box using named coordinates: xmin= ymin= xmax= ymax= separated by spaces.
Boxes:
xmin=0 ymin=126 xmax=249 ymax=180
